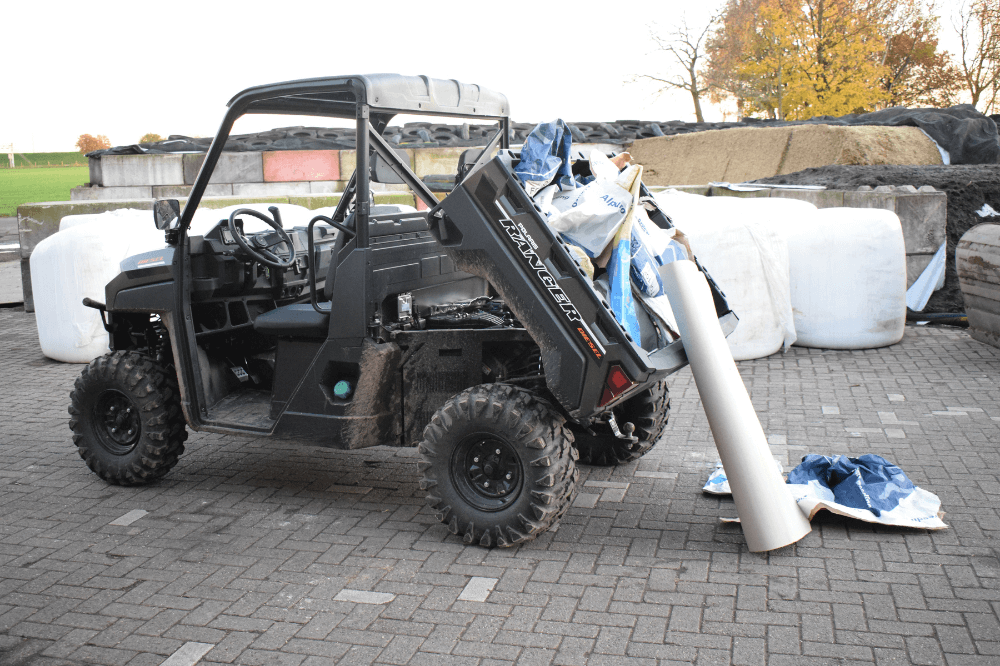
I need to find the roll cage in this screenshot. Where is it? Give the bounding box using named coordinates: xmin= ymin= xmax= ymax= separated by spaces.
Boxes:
xmin=170 ymin=74 xmax=511 ymax=430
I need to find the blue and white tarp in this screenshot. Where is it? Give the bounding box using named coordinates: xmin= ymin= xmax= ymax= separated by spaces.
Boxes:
xmin=513 ymin=119 xmax=575 ymax=197
xmin=703 ymin=454 xmax=947 ymax=529
xmin=702 ymin=459 xmax=784 ymax=495
xmin=786 ymin=454 xmax=947 ymax=529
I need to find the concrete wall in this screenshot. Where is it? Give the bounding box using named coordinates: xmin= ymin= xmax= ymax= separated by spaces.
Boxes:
xmin=76 ymin=143 xmax=620 ymax=202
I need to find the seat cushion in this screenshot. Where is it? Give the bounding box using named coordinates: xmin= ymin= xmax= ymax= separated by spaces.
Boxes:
xmin=253 ymin=303 xmax=329 ymax=338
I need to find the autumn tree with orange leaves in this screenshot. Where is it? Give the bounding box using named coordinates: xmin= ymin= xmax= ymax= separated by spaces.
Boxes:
xmin=703 ymin=0 xmax=964 ymax=119
xmin=75 ymin=134 xmax=111 ymax=154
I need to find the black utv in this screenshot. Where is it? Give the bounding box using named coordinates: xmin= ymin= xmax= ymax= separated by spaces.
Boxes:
xmin=69 ymin=74 xmax=734 ymax=547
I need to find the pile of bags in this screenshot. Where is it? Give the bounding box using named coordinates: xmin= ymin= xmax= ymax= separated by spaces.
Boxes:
xmin=514 ymin=120 xmax=908 ymax=360
xmin=513 ymin=120 xmax=690 ymax=350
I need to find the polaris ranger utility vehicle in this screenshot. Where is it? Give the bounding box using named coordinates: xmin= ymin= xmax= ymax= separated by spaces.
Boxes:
xmin=70 ymin=74 xmax=734 ymax=547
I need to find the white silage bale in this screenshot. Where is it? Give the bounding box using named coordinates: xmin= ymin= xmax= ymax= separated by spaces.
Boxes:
xmin=30 ymin=218 xmax=165 ymax=363
xmin=779 ymin=207 xmax=906 ymax=349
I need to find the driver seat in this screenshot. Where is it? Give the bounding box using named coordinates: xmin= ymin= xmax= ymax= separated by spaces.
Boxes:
xmin=252 ymin=231 xmax=342 ymax=338
xmin=252 ymin=205 xmax=421 ymax=339
xmin=252 ymin=303 xmax=329 ymax=338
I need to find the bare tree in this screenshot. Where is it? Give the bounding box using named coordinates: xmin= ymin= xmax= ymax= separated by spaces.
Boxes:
xmin=639 ymin=15 xmax=719 ymax=122
xmin=954 ymin=0 xmax=1000 ymax=112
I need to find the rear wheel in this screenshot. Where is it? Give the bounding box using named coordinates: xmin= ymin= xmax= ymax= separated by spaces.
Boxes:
xmin=572 ymin=380 xmax=669 ymax=466
xmin=418 ymin=383 xmax=578 ymax=547
xmin=69 ymin=351 xmax=187 ymax=485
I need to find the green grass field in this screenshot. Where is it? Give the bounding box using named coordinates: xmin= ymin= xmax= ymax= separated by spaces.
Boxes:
xmin=0 ymin=152 xmax=88 ymax=168
xmin=0 ymin=167 xmax=90 ymax=216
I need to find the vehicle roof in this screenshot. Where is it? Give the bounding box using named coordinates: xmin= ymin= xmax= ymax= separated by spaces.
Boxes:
xmin=227 ymin=74 xmax=509 ymax=120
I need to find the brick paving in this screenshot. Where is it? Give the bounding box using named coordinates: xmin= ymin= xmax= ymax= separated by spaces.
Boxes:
xmin=1 ymin=305 xmax=998 ymax=665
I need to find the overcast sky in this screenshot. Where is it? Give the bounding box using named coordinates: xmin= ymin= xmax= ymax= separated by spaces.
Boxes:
xmin=2 ymin=0 xmax=975 ymax=153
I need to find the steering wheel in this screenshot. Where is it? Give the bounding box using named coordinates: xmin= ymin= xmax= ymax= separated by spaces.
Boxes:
xmin=227 ymin=207 xmax=296 ymax=269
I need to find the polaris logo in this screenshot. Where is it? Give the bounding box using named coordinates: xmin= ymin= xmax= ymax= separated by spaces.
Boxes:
xmin=494 ymin=200 xmax=605 ymax=361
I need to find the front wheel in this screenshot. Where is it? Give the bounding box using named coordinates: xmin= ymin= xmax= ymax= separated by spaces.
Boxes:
xmin=418 ymin=383 xmax=578 ymax=547
xmin=69 ymin=351 xmax=188 ymax=485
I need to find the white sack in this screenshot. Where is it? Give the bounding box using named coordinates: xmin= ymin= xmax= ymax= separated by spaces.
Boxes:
xmin=546 ymin=155 xmax=641 ymax=257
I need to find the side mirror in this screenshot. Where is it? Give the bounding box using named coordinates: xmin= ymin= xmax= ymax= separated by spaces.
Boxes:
xmin=153 ymin=199 xmax=181 ymax=230
xmin=370 ymin=149 xmax=409 ymax=185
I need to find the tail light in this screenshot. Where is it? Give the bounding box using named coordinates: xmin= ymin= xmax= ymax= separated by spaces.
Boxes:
xmin=598 ymin=364 xmax=635 ymax=407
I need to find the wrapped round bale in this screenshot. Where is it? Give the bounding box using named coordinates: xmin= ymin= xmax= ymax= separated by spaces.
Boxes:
xmin=60 ymin=208 xmax=149 ymax=232
xmin=30 ymin=218 xmax=165 ymax=363
xmin=654 ymin=190 xmax=808 ymax=360
xmin=780 ymin=208 xmax=906 ymax=349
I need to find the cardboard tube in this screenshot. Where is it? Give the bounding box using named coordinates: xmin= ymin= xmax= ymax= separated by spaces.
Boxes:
xmin=661 ymin=260 xmax=812 ymax=552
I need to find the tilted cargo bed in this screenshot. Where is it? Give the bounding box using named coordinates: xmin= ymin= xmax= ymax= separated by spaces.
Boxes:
xmin=432 ymin=154 xmax=735 ymax=420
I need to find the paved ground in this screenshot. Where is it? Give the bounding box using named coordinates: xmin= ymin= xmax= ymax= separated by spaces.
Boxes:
xmin=1 ymin=307 xmax=998 ymax=666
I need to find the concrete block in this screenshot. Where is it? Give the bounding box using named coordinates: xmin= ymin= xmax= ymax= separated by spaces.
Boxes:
xmin=768 ymin=188 xmax=845 ymax=208
xmin=183 ymin=152 xmax=263 ymax=185
xmin=19 ymin=258 xmax=32 ymax=311
xmin=263 ymin=150 xmax=339 ymax=182
xmin=710 ymin=187 xmax=771 ymax=199
xmin=370 ymin=182 xmax=410 ymax=193
xmin=0 ymin=260 xmax=22 ymax=306
xmin=414 ymin=147 xmax=469 ymax=178
xmin=907 ymin=253 xmax=934 ymax=288
xmin=653 ymin=185 xmax=710 ymax=196
xmin=71 ymin=185 xmax=153 ymax=201
xmin=286 ymin=193 xmax=415 ymax=210
xmin=895 ymin=192 xmax=947 ymax=254
xmin=17 ymin=200 xmax=155 ymax=258
xmin=195 ymin=195 xmax=290 ymax=210
xmin=287 ymin=194 xmax=342 ymax=210
xmin=340 ymin=150 xmax=356 ymax=179
xmin=843 ymin=190 xmax=895 ymax=211
xmin=374 ymin=193 xmax=418 ymax=208
xmin=101 ymin=154 xmax=184 ymax=187
xmin=152 ymin=184 xmax=233 ymax=198
xmin=416 ymin=192 xmax=447 ymax=211
xmin=232 ymin=182 xmax=311 ymax=196
xmin=339 ymin=149 xmax=416 ymax=182
xmin=88 ymin=156 xmax=103 ymax=186
xmin=308 ymin=181 xmax=342 ymax=194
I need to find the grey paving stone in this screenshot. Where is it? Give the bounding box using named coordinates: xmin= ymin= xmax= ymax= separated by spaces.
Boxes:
xmin=1 ymin=310 xmax=999 ymax=665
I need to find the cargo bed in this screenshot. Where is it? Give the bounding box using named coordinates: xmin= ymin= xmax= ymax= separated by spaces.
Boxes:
xmin=434 ymin=153 xmax=735 ymax=420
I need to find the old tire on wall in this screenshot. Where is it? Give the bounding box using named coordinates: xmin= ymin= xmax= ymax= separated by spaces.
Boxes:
xmin=69 ymin=351 xmax=187 ymax=485
xmin=418 ymin=383 xmax=578 ymax=547
xmin=572 ymin=380 xmax=669 ymax=466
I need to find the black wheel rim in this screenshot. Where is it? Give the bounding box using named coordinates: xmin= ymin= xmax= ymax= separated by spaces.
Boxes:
xmin=450 ymin=433 xmax=523 ymax=512
xmin=93 ymin=390 xmax=141 ymax=455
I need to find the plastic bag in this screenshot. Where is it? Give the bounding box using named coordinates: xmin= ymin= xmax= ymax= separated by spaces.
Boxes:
xmin=629 ymin=206 xmax=688 ymax=297
xmin=605 ymin=164 xmax=644 ymax=341
xmin=548 ymin=153 xmax=641 ymax=257
xmin=513 ymin=120 xmax=574 ymax=197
